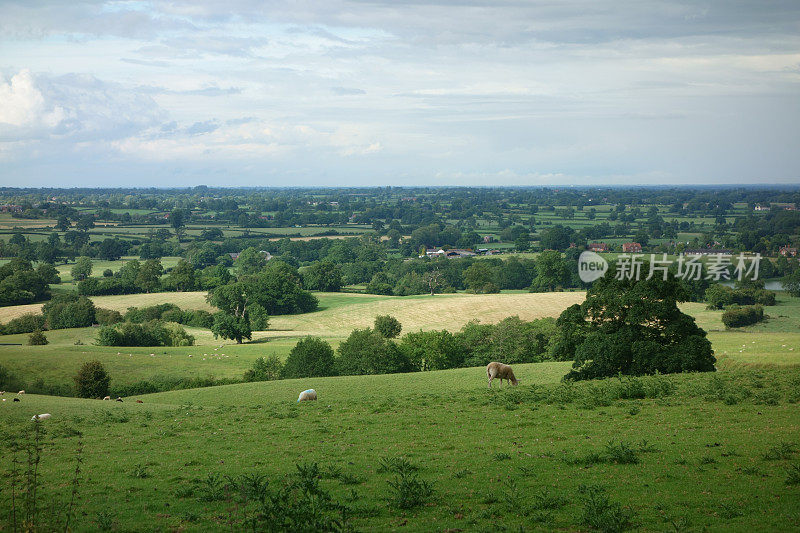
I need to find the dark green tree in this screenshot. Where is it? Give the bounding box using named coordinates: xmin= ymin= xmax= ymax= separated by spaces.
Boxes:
xmin=374 ymin=315 xmax=402 ymax=338
xmin=336 ymin=328 xmax=411 ymax=375
xmin=560 ymin=267 xmax=716 ymax=380
xmin=71 ymin=256 xmax=93 ymax=282
xmin=74 ymin=360 xmax=110 ymax=398
xmin=282 ymin=337 xmax=336 ymax=378
xmin=302 ymin=261 xmax=343 ymax=292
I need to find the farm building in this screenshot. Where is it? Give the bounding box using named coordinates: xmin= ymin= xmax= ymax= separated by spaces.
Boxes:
xmin=588 ymin=243 xmax=608 ymax=252
xmin=622 ymin=242 xmax=642 ymax=253
xmin=780 ymin=246 xmax=798 ymax=257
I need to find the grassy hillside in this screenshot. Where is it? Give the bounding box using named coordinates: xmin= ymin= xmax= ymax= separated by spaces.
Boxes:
xmin=1 ymin=365 xmax=798 ymax=531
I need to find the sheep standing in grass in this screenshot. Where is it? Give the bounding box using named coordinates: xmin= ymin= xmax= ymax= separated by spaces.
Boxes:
xmin=18 ymin=390 xmax=25 ymax=395
xmin=297 ymin=389 xmax=317 ymax=402
xmin=31 ymin=414 xmax=51 ymax=421
xmin=486 ymin=362 xmax=519 ymax=388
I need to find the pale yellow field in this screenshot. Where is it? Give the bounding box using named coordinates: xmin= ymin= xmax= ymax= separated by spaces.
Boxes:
xmin=267 ymin=292 xmax=585 ymax=338
xmin=0 ymin=291 xmax=214 ymax=322
xmin=0 ymin=291 xmax=584 ymax=336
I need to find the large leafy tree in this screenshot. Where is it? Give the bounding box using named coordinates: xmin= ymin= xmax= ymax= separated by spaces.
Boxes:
xmin=71 ymin=256 xmax=93 ymax=282
xmin=282 ymin=337 xmax=336 ymax=378
xmin=336 ymin=328 xmax=411 ymax=375
xmin=558 ymin=265 xmax=716 ymax=380
xmin=530 ymin=250 xmax=570 ymax=292
xmin=169 ymin=209 xmax=187 ymax=242
xmin=301 ymin=261 xmax=342 ymax=292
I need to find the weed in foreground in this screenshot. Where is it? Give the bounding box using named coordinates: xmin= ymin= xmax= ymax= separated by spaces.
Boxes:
xmin=786 ymin=463 xmax=800 ymax=485
xmin=386 ymin=471 xmax=434 ymax=510
xmin=764 ymin=442 xmax=797 ymax=461
xmin=578 ymin=485 xmax=635 ymax=533
xmin=378 ymin=455 xmax=419 ymax=475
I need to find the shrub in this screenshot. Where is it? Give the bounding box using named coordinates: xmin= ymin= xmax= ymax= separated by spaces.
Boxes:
xmin=374 ymin=315 xmax=402 ymax=338
xmin=282 ymin=337 xmax=336 ymax=378
xmin=124 ymin=304 xmax=181 ymax=323
xmin=244 ymin=355 xmax=283 ymax=382
xmin=181 ymin=309 xmax=214 ymax=328
xmin=42 ymin=294 xmax=96 ymax=329
xmin=96 ymin=320 xmax=194 ymax=347
xmin=28 ymin=329 xmax=48 ymax=345
xmin=95 ymin=308 xmax=123 ymax=326
xmin=160 ymin=308 xmax=184 ymax=323
xmin=1 ymin=313 xmax=46 ymax=334
xmin=74 ymin=360 xmax=110 ymax=398
xmin=722 ymin=305 xmax=765 ymax=328
xmin=102 ymin=268 xmax=113 ymax=277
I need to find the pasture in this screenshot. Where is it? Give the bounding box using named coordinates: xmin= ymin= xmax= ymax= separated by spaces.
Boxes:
xmin=0 ymin=291 xmax=585 ymax=392
xmin=1 ymin=364 xmax=798 ymax=531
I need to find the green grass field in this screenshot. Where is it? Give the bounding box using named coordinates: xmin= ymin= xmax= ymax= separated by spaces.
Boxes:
xmin=2 ymin=286 xmax=800 ymax=530
xmin=1 ymin=364 xmax=798 ymax=531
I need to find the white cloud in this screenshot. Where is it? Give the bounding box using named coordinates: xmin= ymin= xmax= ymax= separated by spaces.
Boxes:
xmin=0 ymin=69 xmax=65 ymax=129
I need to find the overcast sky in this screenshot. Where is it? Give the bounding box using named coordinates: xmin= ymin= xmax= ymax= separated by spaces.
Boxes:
xmin=1 ymin=0 xmax=798 ymax=187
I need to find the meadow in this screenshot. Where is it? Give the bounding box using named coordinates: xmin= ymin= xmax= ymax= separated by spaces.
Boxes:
xmin=2 ymin=286 xmax=799 ymax=531
xmin=1 ymin=363 xmax=798 ymax=531
xmin=0 ymin=291 xmax=584 ymax=391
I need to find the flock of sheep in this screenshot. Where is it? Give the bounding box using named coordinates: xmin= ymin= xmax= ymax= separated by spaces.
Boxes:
xmin=2 ymin=361 xmax=520 ymax=418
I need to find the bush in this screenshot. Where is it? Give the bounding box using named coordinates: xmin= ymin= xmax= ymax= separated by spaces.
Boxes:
xmin=77 ymin=277 xmax=139 ymax=296
xmin=181 ymin=309 xmax=214 ymax=328
xmin=96 ymin=320 xmax=194 ymax=347
xmin=282 ymin=337 xmax=336 ymax=378
xmin=374 ymin=315 xmax=402 ymax=338
xmin=722 ymin=305 xmax=765 ymax=328
xmin=28 ymin=329 xmax=48 ymax=345
xmin=95 ymin=308 xmax=123 ymax=326
xmin=74 ymin=360 xmax=110 ymax=398
xmin=244 ymin=355 xmax=283 ymax=382
xmin=1 ymin=313 xmax=46 ymax=334
xmin=124 ymin=304 xmax=181 ymax=323
xmin=102 ymin=268 xmax=113 ymax=277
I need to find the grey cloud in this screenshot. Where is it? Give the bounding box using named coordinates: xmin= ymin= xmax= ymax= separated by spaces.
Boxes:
xmin=331 ymin=86 xmax=366 ymax=95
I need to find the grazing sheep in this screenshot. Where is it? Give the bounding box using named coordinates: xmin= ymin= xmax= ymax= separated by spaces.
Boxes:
xmin=18 ymin=390 xmax=25 ymax=395
xmin=13 ymin=398 xmax=20 ymax=402
xmin=115 ymin=397 xmax=123 ymax=402
xmin=31 ymin=413 xmax=51 ymax=421
xmin=297 ymin=389 xmax=317 ymax=402
xmin=136 ymin=400 xmax=143 ymax=404
xmin=486 ymin=362 xmax=519 ymax=388
xmin=103 ymin=396 xmax=111 ymax=400
xmin=0 ymin=391 xmax=4 ymax=395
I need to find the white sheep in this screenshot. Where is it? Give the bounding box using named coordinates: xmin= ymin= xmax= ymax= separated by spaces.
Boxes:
xmin=486 ymin=362 xmax=519 ymax=388
xmin=297 ymin=389 xmax=317 ymax=402
xmin=18 ymin=390 xmax=25 ymax=395
xmin=103 ymin=396 xmax=111 ymax=400
xmin=31 ymin=414 xmax=51 ymax=421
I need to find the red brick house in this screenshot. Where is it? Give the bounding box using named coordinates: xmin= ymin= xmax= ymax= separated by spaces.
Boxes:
xmin=622 ymin=242 xmax=642 ymax=253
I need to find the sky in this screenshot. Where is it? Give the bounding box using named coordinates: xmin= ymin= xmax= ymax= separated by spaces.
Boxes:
xmin=0 ymin=0 xmax=799 ymax=188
